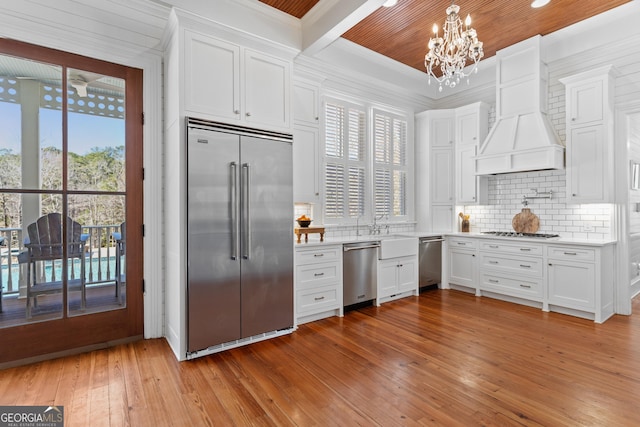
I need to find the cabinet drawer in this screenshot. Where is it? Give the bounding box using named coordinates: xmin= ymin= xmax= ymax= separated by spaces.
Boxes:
xmin=296 ymin=245 xmax=341 ymax=264
xmin=296 ymin=262 xmax=339 ymax=288
xmin=480 ymin=240 xmax=543 ymax=256
xmin=479 ymin=253 xmax=542 ymax=277
xmin=480 ymin=272 xmax=543 ymax=299
xmin=547 ymin=246 xmax=595 ymax=261
xmin=448 ymin=237 xmax=477 ymax=249
xmin=297 ymin=285 xmax=339 ymax=314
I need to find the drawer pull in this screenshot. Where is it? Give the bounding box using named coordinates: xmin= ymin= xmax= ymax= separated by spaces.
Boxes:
xmin=489 ymin=261 xmax=499 ymax=264
xmin=314 ymin=272 xmax=325 ymax=277
xmin=397 ymin=264 xmax=403 ymax=267
xmin=488 ymin=279 xmax=499 ymax=283
xmin=519 ymin=284 xmax=531 ymax=288
xmin=519 ymin=264 xmax=531 ymax=268
xmin=313 ymin=253 xmax=325 ymax=257
xmin=564 ymin=252 xmax=578 ymax=256
xmin=314 ymin=296 xmax=325 ymax=301
xmin=520 ymin=248 xmax=531 ymax=252
xmin=489 ymin=245 xmax=499 ymax=249
xmin=457 ymin=242 xmax=467 ymax=246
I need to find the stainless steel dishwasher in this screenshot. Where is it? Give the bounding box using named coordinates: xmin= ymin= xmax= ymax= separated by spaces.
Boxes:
xmin=419 ymin=236 xmax=443 ymax=289
xmin=343 ymin=241 xmax=380 ymax=307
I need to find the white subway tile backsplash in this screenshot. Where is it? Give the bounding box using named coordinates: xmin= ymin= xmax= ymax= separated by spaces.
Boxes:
xmin=462 ymin=169 xmax=613 ymax=239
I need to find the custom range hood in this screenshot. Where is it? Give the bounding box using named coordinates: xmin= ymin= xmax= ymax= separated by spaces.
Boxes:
xmin=475 ymin=36 xmax=564 ymax=175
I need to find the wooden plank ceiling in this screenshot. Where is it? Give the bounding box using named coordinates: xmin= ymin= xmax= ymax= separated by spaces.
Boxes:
xmin=259 ymin=0 xmax=631 ymax=71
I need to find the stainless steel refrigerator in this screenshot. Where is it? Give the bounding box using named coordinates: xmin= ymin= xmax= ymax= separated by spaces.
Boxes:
xmin=186 ymin=118 xmax=294 ymax=354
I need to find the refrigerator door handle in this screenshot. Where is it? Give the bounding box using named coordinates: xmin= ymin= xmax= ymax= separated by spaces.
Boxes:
xmin=241 ymin=162 xmax=251 ymax=260
xmin=230 ymin=162 xmax=238 ymax=260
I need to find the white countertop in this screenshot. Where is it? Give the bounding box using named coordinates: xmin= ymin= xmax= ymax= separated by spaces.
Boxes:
xmin=294 ymin=231 xmax=617 ymax=249
xmin=444 ymin=232 xmax=617 ymax=247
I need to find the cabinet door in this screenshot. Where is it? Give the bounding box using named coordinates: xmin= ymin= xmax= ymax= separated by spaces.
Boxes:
xmin=184 ymin=31 xmax=240 ymax=121
xmin=456 ymin=146 xmax=479 ymax=204
xmin=431 ymin=116 xmax=454 ymax=147
xmin=244 ymin=49 xmax=291 ymax=130
xmin=456 ymin=111 xmax=478 ymax=146
xmin=432 ymin=205 xmax=453 ymax=232
xmin=293 ymin=126 xmax=319 ymax=203
xmin=568 ymin=125 xmax=606 ymax=203
xmin=431 ymin=148 xmax=453 ymax=203
xmin=568 ymin=80 xmax=604 ymax=126
xmin=293 ymin=81 xmax=320 ymax=126
xmin=449 ymin=249 xmax=475 ymax=288
xmin=378 ymin=261 xmax=398 ymax=298
xmin=548 ymin=260 xmax=595 ymax=310
xmin=397 ymin=259 xmax=418 ymax=293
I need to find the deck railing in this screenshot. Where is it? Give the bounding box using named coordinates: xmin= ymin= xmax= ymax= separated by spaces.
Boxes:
xmin=0 ymin=224 xmax=122 ymax=296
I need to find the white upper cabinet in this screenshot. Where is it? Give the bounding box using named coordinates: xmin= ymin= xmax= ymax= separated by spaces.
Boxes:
xmin=185 ymin=31 xmax=240 ymax=122
xmin=184 ymin=30 xmax=291 ymax=132
xmin=430 ymin=111 xmax=455 ymax=147
xmin=293 ymin=79 xmax=320 ymax=126
xmin=566 ymin=79 xmax=604 ymax=127
xmin=455 ymin=102 xmax=488 ymax=205
xmin=431 ymin=148 xmax=454 ymax=204
xmin=244 ymin=50 xmax=291 ymax=130
xmin=560 ymin=65 xmax=617 ymax=204
xmin=292 ymin=126 xmax=320 ymax=203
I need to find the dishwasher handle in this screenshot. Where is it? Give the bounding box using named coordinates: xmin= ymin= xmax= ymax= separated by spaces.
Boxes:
xmin=420 ymin=238 xmax=444 ymax=244
xmin=344 ymin=244 xmax=381 ymax=252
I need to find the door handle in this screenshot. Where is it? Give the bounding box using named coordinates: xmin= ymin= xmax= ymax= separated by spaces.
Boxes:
xmin=230 ymin=162 xmax=238 ymax=261
xmin=241 ymin=163 xmax=251 ymax=260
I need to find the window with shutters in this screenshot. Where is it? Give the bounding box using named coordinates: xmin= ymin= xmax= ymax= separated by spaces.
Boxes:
xmin=323 ymin=98 xmax=412 ymax=224
xmin=324 ymin=101 xmax=366 ymax=220
xmin=374 ymin=110 xmax=408 ymax=219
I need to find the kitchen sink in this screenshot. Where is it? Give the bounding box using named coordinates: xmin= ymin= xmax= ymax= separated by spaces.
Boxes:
xmin=378 ymin=235 xmax=418 ymax=259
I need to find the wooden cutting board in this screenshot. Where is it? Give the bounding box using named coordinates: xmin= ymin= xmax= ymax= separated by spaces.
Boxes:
xmin=512 ymin=208 xmax=540 ymax=233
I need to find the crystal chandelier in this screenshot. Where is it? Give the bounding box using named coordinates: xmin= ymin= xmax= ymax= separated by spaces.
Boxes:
xmin=424 ymin=1 xmax=484 ymax=91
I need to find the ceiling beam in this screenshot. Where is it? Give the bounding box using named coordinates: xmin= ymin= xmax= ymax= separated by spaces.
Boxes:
xmin=301 ymin=0 xmax=387 ymax=56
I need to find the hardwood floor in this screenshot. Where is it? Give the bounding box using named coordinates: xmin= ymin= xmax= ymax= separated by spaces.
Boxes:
xmin=1 ymin=289 xmax=639 ymax=426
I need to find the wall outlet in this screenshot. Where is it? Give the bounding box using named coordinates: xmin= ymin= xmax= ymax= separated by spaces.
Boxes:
xmin=582 ymin=225 xmax=595 ymax=232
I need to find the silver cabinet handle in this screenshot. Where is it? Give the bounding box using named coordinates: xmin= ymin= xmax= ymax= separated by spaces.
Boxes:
xmin=314 ymin=296 xmax=325 ymax=301
xmin=314 ymin=272 xmax=324 ymax=277
xmin=314 ymin=253 xmax=325 ymax=257
xmin=489 ymin=261 xmax=498 ymax=264
xmin=241 ymin=163 xmax=251 ymax=260
xmin=234 ymin=109 xmax=240 ymax=114
xmin=564 ymin=252 xmax=577 ymax=256
xmin=519 ymin=284 xmax=532 ymax=288
xmin=230 ymin=162 xmax=238 ymax=260
xmin=489 ymin=245 xmax=499 ymax=249
xmin=489 ymin=279 xmax=499 ymax=283
xmin=519 ymin=264 xmax=531 ymax=268
xmin=246 ymin=112 xmax=251 ymax=117
xmin=520 ymin=248 xmax=531 ymax=252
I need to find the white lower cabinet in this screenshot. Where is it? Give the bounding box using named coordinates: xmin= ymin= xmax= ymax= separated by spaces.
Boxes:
xmin=546 ymin=245 xmax=614 ymax=323
xmin=447 ymin=237 xmax=477 ymax=292
xmin=294 ymin=245 xmax=343 ymax=325
xmin=478 ymin=239 xmax=543 ymax=301
xmin=376 ymin=256 xmax=419 ymax=305
xmin=444 ymin=236 xmax=616 ymax=322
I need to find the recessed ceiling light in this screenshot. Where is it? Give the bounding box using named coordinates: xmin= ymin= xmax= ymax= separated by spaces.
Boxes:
xmin=531 ymin=0 xmax=551 ymax=8
xmin=383 ymin=0 xmax=398 ymax=7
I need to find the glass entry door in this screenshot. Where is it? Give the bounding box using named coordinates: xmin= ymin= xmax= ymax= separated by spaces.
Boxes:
xmin=0 ymin=39 xmax=144 ymax=364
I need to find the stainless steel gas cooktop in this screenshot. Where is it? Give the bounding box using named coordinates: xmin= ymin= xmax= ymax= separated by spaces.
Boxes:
xmin=482 ymin=231 xmax=560 ymax=238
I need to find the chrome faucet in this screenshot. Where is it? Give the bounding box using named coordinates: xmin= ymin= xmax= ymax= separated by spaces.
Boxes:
xmin=369 ymin=214 xmax=388 ymax=235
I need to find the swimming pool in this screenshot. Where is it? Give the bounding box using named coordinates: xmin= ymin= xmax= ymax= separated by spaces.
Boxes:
xmin=1 ymin=256 xmax=119 ymax=293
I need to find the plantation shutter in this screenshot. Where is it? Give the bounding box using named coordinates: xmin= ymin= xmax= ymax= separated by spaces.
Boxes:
xmin=374 ymin=110 xmax=407 ymax=218
xmin=325 ymin=101 xmax=365 ymax=220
